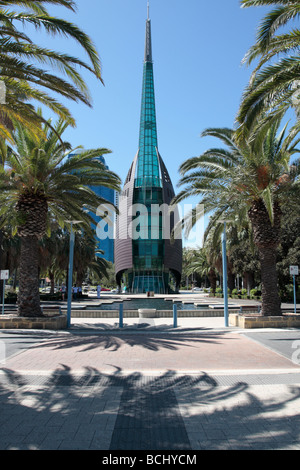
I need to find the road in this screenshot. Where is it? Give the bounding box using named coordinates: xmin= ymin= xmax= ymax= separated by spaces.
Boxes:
xmin=0 ymin=331 xmax=52 ymax=363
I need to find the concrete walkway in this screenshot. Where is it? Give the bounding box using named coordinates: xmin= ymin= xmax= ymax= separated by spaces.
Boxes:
xmin=1 ymin=314 xmax=300 ymax=450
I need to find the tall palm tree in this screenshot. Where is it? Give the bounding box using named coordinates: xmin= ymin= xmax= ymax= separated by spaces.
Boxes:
xmin=0 ymin=117 xmax=121 ymax=317
xmin=74 ymin=237 xmax=110 ymax=289
xmin=174 ymin=118 xmax=300 ymax=316
xmin=185 ymin=247 xmax=219 ymax=293
xmin=238 ymin=0 xmax=300 ymax=135
xmin=204 ymin=204 xmax=262 ymax=293
xmin=39 ymin=226 xmax=110 ymax=293
xmin=0 ymin=0 xmax=103 ymax=141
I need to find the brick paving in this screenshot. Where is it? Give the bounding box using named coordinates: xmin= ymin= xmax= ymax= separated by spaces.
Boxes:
xmin=1 ymin=318 xmax=300 ymax=450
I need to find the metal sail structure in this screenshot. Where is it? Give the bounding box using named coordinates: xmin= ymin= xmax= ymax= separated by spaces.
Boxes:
xmin=115 ymin=6 xmax=182 ymax=293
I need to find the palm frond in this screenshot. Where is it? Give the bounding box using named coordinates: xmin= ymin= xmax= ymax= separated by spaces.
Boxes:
xmin=0 ymin=0 xmax=103 ymax=136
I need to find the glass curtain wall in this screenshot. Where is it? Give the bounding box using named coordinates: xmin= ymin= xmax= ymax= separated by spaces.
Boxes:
xmin=135 ymin=62 xmax=161 ymax=189
xmin=130 ymin=16 xmax=169 ymax=293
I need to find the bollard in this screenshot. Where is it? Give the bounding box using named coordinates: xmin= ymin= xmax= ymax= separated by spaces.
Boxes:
xmin=173 ymin=303 xmax=177 ymax=328
xmin=119 ymin=303 xmax=123 ymax=328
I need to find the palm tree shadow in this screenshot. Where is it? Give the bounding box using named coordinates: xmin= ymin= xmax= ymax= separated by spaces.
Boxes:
xmin=1 ymin=366 xmax=300 ymax=450
xmin=27 ymin=329 xmax=232 ymax=353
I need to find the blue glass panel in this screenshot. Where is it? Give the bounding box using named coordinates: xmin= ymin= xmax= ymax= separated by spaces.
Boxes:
xmin=136 ymin=62 xmax=161 ymax=188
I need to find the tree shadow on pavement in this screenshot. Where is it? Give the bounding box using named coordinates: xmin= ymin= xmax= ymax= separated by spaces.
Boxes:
xmin=0 ymin=366 xmax=300 ymax=450
xmin=25 ymin=330 xmax=233 ymax=353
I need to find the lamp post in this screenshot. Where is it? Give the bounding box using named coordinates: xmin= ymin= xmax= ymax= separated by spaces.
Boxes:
xmin=221 ymin=221 xmax=229 ymax=327
xmin=66 ymin=221 xmax=81 ymax=329
xmin=290 ymin=266 xmax=299 ymax=314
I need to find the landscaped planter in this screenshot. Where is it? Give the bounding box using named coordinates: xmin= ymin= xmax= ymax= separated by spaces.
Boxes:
xmin=229 ymin=313 xmax=300 ymax=329
xmin=0 ymin=313 xmax=67 ymax=330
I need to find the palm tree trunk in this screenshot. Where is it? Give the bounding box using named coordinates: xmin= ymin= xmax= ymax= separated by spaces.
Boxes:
xmin=18 ymin=236 xmax=42 ymax=317
xmin=248 ymin=199 xmax=282 ymax=316
xmin=13 ymin=268 xmax=17 ymax=290
xmin=49 ymin=270 xmax=55 ymax=295
xmin=244 ymin=271 xmax=255 ymax=295
xmin=228 ymin=270 xmax=235 ymax=292
xmin=208 ymin=268 xmax=217 ymax=294
xmin=258 ymin=246 xmax=281 ymax=316
xmin=76 ymin=271 xmax=84 ymax=291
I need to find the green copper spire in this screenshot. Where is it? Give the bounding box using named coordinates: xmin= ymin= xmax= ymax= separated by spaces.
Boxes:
xmin=135 ymin=8 xmax=161 ymax=188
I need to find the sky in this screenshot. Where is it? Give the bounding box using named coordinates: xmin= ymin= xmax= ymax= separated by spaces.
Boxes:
xmin=26 ymin=0 xmax=275 ymax=246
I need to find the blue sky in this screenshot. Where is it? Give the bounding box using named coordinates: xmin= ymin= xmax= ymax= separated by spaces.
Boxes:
xmin=31 ymin=0 xmax=270 ymax=182
xmin=28 ymin=0 xmax=274 ymax=245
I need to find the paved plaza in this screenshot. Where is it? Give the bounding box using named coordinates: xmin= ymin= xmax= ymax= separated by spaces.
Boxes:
xmin=1 ymin=297 xmax=300 ymax=451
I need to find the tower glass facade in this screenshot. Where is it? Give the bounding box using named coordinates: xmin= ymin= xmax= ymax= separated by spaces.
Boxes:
xmin=114 ymin=11 xmax=182 ymax=294
xmin=132 ymin=16 xmax=165 ymax=293
xmin=90 ymin=178 xmax=115 ymax=264
xmin=135 ymin=60 xmax=161 ymax=189
xmin=70 ymin=150 xmax=115 ymax=264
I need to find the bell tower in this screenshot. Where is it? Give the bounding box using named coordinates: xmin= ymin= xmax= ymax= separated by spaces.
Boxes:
xmin=115 ymin=4 xmax=182 ymax=293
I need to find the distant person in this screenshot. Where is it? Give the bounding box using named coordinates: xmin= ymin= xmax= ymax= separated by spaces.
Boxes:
xmin=73 ymin=284 xmax=78 ymax=300
xmin=97 ymin=284 xmax=101 ymax=299
xmin=61 ymin=283 xmax=66 ymax=301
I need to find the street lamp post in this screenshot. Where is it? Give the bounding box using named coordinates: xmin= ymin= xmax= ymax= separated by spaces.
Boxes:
xmin=66 ymin=221 xmax=81 ymax=329
xmin=221 ymin=221 xmax=229 ymax=327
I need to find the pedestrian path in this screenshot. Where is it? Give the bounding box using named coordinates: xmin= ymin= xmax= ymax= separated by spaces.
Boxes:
xmin=0 ymin=317 xmax=300 ymax=450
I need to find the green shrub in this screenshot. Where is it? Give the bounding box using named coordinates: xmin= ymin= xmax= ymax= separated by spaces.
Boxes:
xmin=40 ymin=293 xmax=61 ymax=301
xmin=4 ymin=292 xmax=17 ymax=304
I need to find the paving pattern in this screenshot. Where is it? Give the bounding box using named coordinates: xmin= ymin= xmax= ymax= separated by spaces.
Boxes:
xmin=1 ymin=369 xmax=300 ymax=450
xmin=1 ymin=320 xmax=300 ymax=450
